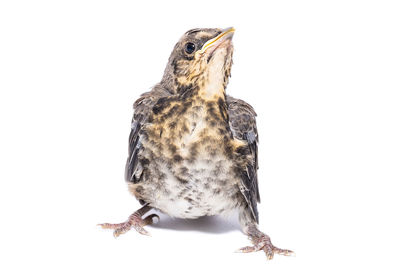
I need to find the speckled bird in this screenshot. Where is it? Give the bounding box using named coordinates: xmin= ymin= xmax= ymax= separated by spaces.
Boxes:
xmin=99 ymin=27 xmax=293 ymax=260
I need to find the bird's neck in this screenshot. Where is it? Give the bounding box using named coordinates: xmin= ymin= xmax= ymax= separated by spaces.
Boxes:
xmin=174 ymin=71 xmax=227 ymax=102
xmin=199 ymin=69 xmax=227 ymax=101
xmin=161 ymin=60 xmax=231 ymax=101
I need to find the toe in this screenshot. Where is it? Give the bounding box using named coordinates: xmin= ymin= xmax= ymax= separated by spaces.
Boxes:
xmin=113 ymin=229 xmax=123 ymax=238
xmin=263 ymin=246 xmax=274 ymax=260
xmin=274 ymin=247 xmax=295 ymax=256
xmin=98 ymin=223 xmax=116 ymax=229
xmin=112 ymin=224 xmax=132 ymax=238
xmin=134 ymin=225 xmax=151 ymax=236
xmin=235 ymin=246 xmax=258 ymax=253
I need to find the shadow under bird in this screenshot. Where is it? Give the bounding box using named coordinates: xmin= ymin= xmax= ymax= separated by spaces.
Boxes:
xmin=99 ymin=27 xmax=293 ymax=260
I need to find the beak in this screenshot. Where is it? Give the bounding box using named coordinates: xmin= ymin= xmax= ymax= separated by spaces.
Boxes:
xmin=199 ymin=27 xmax=235 ymax=54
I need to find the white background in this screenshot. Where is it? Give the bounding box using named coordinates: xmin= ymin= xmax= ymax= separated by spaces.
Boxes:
xmin=0 ymin=0 xmax=399 ymax=266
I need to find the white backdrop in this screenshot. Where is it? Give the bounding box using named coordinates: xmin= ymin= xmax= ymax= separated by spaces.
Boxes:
xmin=0 ymin=1 xmax=399 ymax=266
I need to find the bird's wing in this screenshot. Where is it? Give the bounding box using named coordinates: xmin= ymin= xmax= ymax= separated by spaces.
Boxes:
xmin=125 ymin=87 xmax=170 ymax=183
xmin=227 ymin=95 xmax=260 ymax=223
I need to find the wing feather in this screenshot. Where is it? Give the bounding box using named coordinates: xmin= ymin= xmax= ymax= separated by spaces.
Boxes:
xmin=125 ymin=87 xmax=170 ymax=183
xmin=227 ymin=95 xmax=260 ymax=222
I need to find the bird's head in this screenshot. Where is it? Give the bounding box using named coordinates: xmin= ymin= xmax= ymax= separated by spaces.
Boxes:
xmin=162 ymin=27 xmax=235 ymax=98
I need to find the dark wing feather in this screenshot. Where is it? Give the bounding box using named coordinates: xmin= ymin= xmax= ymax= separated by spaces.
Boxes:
xmin=227 ymin=95 xmax=260 ymax=223
xmin=125 ymin=87 xmax=170 ymax=183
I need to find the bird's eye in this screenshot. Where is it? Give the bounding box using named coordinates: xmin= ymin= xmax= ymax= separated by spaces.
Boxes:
xmin=185 ymin=42 xmax=196 ymax=54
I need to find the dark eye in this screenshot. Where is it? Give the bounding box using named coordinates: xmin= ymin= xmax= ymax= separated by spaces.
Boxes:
xmin=185 ymin=42 xmax=196 ymax=54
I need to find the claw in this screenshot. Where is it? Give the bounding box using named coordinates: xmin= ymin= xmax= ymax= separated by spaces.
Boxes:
xmin=98 ymin=223 xmax=107 ymax=229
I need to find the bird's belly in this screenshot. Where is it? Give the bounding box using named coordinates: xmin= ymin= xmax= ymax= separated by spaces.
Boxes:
xmin=144 ymin=155 xmax=240 ymax=219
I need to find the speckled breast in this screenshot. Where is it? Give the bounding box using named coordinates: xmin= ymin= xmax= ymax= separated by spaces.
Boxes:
xmin=135 ymin=97 xmax=243 ymax=218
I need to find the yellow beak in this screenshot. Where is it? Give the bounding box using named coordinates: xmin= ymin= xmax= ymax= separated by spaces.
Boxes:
xmin=199 ymin=27 xmax=235 ymax=54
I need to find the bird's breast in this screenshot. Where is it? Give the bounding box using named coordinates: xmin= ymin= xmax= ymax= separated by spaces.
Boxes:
xmin=145 ymin=96 xmax=234 ymax=163
xmin=137 ymin=97 xmax=243 ymax=218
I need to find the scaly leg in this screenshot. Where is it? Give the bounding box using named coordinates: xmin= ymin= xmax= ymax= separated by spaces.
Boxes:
xmin=237 ymin=209 xmax=294 ymax=260
xmin=98 ymin=204 xmax=159 ymax=237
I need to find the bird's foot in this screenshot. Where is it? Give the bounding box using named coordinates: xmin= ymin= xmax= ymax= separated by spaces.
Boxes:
xmin=98 ymin=204 xmax=159 ymax=237
xmin=237 ymin=233 xmax=294 ymax=260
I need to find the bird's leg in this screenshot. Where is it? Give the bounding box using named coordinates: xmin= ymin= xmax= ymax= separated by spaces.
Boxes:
xmin=98 ymin=204 xmax=159 ymax=237
xmin=237 ymin=210 xmax=294 ymax=260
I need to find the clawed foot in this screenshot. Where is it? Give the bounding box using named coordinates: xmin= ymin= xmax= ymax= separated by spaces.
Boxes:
xmin=98 ymin=204 xmax=159 ymax=237
xmin=237 ymin=234 xmax=294 ymax=260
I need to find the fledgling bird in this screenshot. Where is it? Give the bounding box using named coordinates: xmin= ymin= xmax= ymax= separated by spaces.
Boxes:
xmin=99 ymin=27 xmax=293 ymax=260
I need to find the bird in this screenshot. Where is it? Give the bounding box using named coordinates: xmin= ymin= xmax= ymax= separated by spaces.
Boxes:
xmin=99 ymin=27 xmax=293 ymax=260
